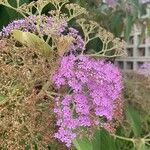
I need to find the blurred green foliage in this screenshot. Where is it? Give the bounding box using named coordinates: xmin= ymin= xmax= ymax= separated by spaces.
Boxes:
xmin=73 ymin=0 xmax=150 ymax=41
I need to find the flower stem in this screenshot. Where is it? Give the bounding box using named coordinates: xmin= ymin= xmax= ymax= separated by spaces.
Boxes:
xmin=111 ymin=134 xmax=134 ymax=142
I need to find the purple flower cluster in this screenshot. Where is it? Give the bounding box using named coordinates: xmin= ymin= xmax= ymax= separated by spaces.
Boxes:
xmin=0 ymin=16 xmax=85 ymax=52
xmin=0 ymin=15 xmax=47 ymax=37
xmin=53 ymin=55 xmax=123 ymax=147
xmin=0 ymin=15 xmax=67 ymax=37
xmin=138 ymin=63 xmax=150 ymax=77
xmin=68 ymin=27 xmax=85 ymax=52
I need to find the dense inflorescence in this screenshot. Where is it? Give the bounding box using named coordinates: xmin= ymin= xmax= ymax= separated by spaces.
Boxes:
xmin=53 ymin=55 xmax=123 ymax=147
xmin=0 ymin=15 xmax=65 ymax=36
xmin=0 ymin=15 xmax=85 ymax=54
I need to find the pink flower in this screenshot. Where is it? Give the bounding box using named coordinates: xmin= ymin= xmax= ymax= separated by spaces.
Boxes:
xmin=53 ymin=55 xmax=123 ymax=147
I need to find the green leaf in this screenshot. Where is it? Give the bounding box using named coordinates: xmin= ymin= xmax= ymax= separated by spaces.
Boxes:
xmin=11 ymin=30 xmax=52 ymax=57
xmin=126 ymin=105 xmax=141 ymax=137
xmin=5 ymin=0 xmax=30 ymax=21
xmin=92 ymin=130 xmax=101 ymax=149
xmin=110 ymin=11 xmax=124 ymax=37
xmin=0 ymin=0 xmax=30 ymax=30
xmin=124 ymin=15 xmax=133 ymax=41
xmin=8 ymin=0 xmax=30 ymax=7
xmin=73 ymin=137 xmax=93 ymax=150
xmin=73 ymin=129 xmax=117 ymax=150
xmin=92 ymin=129 xmax=117 ymax=150
xmin=0 ymin=6 xmax=10 ymax=29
